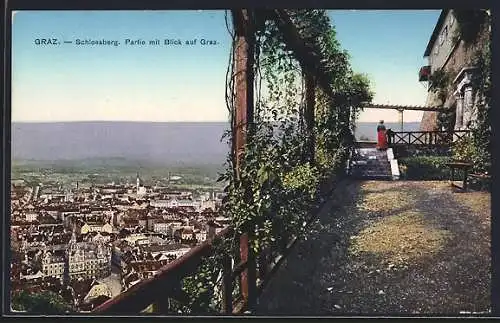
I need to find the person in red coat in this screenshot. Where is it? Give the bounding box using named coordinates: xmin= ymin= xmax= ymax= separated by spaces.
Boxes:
xmin=376 ymin=120 xmax=388 ymax=150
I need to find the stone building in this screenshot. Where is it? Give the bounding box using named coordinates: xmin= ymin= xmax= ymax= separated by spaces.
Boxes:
xmin=66 ymin=230 xmax=112 ymax=280
xmin=419 ymin=9 xmax=490 ymax=131
xmin=41 ymin=249 xmax=66 ymax=279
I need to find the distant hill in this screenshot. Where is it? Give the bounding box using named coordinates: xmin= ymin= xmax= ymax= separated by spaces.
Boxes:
xmin=12 ymin=122 xmax=231 ymax=166
xmin=11 ymin=121 xmax=420 ymax=165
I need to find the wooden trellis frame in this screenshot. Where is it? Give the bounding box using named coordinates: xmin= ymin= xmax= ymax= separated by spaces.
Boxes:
xmin=93 ymin=9 xmax=342 ymax=315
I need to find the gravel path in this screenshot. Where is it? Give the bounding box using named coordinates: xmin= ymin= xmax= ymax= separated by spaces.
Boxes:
xmin=255 ymin=180 xmax=490 ymax=316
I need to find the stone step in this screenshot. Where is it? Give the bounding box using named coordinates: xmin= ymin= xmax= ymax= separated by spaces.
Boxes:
xmin=352 ymin=160 xmax=390 ymax=164
xmin=350 ymin=174 xmax=393 ymax=180
xmin=351 ymin=171 xmax=392 ymax=176
xmin=351 ymin=169 xmax=392 ymax=175
xmin=350 ymin=167 xmax=392 ymax=173
xmin=351 ymin=163 xmax=391 ymax=167
xmin=351 ymin=166 xmax=391 ymax=172
xmin=352 ymin=161 xmax=389 ymax=166
xmin=350 ymin=147 xmax=396 ymax=180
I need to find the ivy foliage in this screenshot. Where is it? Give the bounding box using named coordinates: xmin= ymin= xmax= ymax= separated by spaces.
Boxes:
xmin=428 ymin=58 xmax=455 ymax=132
xmin=399 ymin=156 xmax=452 ymax=180
xmin=168 ymin=237 xmax=234 ymax=315
xmin=452 ymin=12 xmax=491 ymax=174
xmin=174 ymin=9 xmax=372 ymax=314
xmin=453 ymin=10 xmax=488 ymax=45
xmin=428 ymin=68 xmax=451 ymax=104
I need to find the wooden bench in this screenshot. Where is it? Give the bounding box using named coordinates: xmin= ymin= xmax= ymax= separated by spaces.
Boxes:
xmin=446 ymin=161 xmax=473 ymax=191
xmin=468 ymin=173 xmax=491 ymax=191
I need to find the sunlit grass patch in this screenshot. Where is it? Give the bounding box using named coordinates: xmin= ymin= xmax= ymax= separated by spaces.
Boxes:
xmin=356 ymin=190 xmax=414 ymax=214
xmin=416 ymin=181 xmax=449 ymax=190
xmin=359 ymin=181 xmax=396 ymax=193
xmin=349 ymin=211 xmax=452 ymax=266
xmin=360 ymin=181 xmax=385 ymax=191
xmin=454 ymin=192 xmax=490 ymax=217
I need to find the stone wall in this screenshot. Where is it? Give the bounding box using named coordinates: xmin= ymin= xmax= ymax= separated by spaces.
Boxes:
xmin=420 ymin=13 xmax=490 ymax=131
xmin=427 ymin=11 xmax=458 ymax=75
xmin=420 ymin=111 xmax=439 ymax=131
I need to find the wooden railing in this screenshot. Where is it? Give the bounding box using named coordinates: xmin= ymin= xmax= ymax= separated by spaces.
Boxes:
xmin=92 ymin=174 xmax=340 ymax=315
xmin=387 ymin=130 xmax=472 ymax=146
xmin=92 ymin=226 xmax=232 ymax=314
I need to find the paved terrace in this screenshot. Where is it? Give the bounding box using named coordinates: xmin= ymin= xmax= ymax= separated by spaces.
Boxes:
xmin=256 ymin=180 xmax=490 ymax=315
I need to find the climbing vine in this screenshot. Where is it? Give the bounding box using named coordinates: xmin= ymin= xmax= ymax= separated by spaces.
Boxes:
xmin=168 ymin=236 xmax=234 ymax=314
xmin=452 ymin=10 xmax=488 ymax=46
xmin=428 ymin=68 xmax=451 ymax=104
xmin=428 ymin=68 xmax=453 ymax=132
xmin=452 ymin=22 xmax=491 ymax=173
xmin=173 ymin=9 xmax=373 ymax=314
xmin=432 ymin=10 xmax=490 ymax=148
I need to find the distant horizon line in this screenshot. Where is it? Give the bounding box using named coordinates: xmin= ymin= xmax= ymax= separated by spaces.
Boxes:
xmin=12 ymin=120 xmax=421 ymax=124
xmin=11 ymin=120 xmax=229 ymax=123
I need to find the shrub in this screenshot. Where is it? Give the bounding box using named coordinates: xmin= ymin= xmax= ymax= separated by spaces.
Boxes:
xmin=398 ymin=156 xmax=452 ymax=180
xmin=11 ymin=290 xmax=73 ymax=314
xmin=452 ymin=135 xmax=490 ymax=174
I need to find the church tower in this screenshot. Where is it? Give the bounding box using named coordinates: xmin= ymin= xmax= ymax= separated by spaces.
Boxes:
xmin=70 ymin=224 xmax=77 ymax=246
xmin=136 ymin=172 xmax=140 ymax=194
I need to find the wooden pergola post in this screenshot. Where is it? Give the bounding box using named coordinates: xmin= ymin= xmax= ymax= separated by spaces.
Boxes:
xmin=232 ymin=9 xmax=257 ymax=313
xmin=233 ymin=10 xmax=255 ymax=177
xmin=398 ymin=108 xmax=404 ymax=131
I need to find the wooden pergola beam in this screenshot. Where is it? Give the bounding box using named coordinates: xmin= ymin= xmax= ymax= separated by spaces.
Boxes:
xmin=269 ymin=10 xmax=334 ymax=96
xmin=363 ymin=103 xmax=446 ymax=112
xmin=268 ymin=11 xmax=449 ymax=115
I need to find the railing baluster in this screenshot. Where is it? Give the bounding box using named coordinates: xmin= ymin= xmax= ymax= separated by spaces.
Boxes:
xmin=417 ymin=133 xmax=424 ymax=145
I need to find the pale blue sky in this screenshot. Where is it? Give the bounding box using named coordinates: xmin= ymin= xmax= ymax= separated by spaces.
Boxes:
xmin=12 ymin=10 xmax=441 ymax=122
